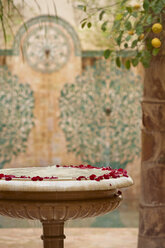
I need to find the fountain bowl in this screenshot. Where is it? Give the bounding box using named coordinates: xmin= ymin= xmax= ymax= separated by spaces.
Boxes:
xmin=0 ymin=189 xmax=122 ymax=248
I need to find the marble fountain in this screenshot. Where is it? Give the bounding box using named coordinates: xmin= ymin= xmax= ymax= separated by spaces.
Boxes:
xmin=0 ymin=165 xmax=133 ymax=248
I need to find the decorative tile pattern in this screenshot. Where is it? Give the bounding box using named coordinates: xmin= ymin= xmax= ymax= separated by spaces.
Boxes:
xmin=0 ymin=67 xmax=34 ymax=168
xmin=23 ymin=24 xmax=70 ymax=73
xmin=59 ymin=60 xmax=142 ymax=168
xmin=12 ymin=15 xmax=81 ymax=58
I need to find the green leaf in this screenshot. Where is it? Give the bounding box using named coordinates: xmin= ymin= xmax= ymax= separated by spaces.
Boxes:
xmin=141 ymin=50 xmax=152 ymax=67
xmin=136 ymin=24 xmax=143 ymax=35
xmin=116 ymin=57 xmax=121 ymax=67
xmin=126 ymin=35 xmax=131 ymax=41
xmin=77 ymin=5 xmax=86 ymax=11
xmin=126 ymin=7 xmax=132 ymax=13
xmin=152 ymin=1 xmax=164 ymax=14
xmin=146 ymin=39 xmax=153 ymax=49
xmin=99 ymin=10 xmax=105 ymax=21
xmin=144 ymin=50 xmax=152 ymax=59
xmin=152 ymin=48 xmax=160 ymax=56
xmin=81 ymin=22 xmax=86 ymax=28
xmin=116 ymin=31 xmax=124 ymax=46
xmin=136 ymin=51 xmax=142 ymax=58
xmin=104 ymin=49 xmax=111 ymax=59
xmin=87 ymin=22 xmax=92 ymax=28
xmin=101 ymin=21 xmax=108 ymax=32
xmin=113 ymin=19 xmax=121 ymax=30
xmin=125 ymin=21 xmax=132 ymax=30
xmin=131 ymin=58 xmax=139 ymax=67
xmin=143 ymin=0 xmax=150 ymax=11
xmin=146 ymin=15 xmax=153 ymax=24
xmin=125 ymin=60 xmax=131 ymax=69
xmin=124 ymin=43 xmax=128 ymax=48
xmin=131 ymin=12 xmax=138 ymax=18
xmin=131 ymin=39 xmax=138 ymax=48
xmin=141 ymin=60 xmax=150 ymax=68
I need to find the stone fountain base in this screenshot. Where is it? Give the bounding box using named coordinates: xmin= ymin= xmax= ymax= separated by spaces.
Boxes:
xmin=0 ymin=190 xmax=121 ymax=248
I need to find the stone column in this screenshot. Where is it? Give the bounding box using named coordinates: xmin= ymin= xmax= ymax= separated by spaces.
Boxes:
xmin=138 ymin=51 xmax=165 ymax=246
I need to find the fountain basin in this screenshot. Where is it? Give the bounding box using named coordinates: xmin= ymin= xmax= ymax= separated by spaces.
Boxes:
xmin=0 ymin=189 xmax=121 ymax=221
xmin=0 ymin=189 xmax=121 ymax=248
xmin=0 ymin=165 xmax=132 ymax=248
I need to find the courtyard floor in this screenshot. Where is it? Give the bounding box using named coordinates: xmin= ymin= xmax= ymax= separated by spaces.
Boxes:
xmin=0 ymin=228 xmax=138 ymax=248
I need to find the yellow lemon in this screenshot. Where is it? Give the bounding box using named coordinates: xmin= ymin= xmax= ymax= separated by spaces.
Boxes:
xmin=128 ymin=30 xmax=135 ymax=35
xmin=151 ymin=38 xmax=161 ymax=48
xmin=139 ymin=34 xmax=144 ymax=40
xmin=133 ymin=4 xmax=141 ymax=10
xmin=152 ymin=23 xmax=163 ymax=34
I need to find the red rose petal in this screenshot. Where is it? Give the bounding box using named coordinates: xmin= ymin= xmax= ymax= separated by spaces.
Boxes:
xmin=50 ymin=176 xmax=58 ymax=179
xmin=31 ymin=177 xmax=37 ymax=181
xmin=76 ymin=176 xmax=87 ymax=181
xmin=5 ymin=176 xmax=12 ymax=181
xmin=95 ymin=177 xmax=101 ymax=181
xmin=89 ymin=174 xmax=96 ymax=180
xmin=103 ymin=174 xmax=110 ymax=179
xmin=38 ymin=177 xmax=43 ymax=181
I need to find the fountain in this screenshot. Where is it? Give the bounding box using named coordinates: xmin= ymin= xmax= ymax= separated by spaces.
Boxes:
xmin=0 ymin=165 xmax=133 ymax=248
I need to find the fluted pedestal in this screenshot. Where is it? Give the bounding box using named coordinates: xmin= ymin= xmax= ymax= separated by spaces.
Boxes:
xmin=41 ymin=221 xmax=65 ymax=248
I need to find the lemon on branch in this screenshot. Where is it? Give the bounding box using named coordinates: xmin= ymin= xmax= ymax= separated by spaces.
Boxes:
xmin=151 ymin=38 xmax=161 ymax=48
xmin=133 ymin=4 xmax=141 ymax=10
xmin=152 ymin=23 xmax=163 ymax=34
xmin=139 ymin=34 xmax=144 ymax=40
xmin=128 ymin=30 xmax=135 ymax=35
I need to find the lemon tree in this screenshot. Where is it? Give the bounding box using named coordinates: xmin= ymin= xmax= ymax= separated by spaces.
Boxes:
xmin=78 ymin=0 xmax=165 ymax=68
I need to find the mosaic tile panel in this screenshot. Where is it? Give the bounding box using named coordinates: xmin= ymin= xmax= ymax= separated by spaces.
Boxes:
xmin=59 ymin=60 xmax=142 ymax=168
xmin=0 ymin=67 xmax=34 ymax=168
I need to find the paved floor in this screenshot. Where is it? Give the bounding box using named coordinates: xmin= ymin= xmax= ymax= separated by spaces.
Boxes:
xmin=0 ymin=228 xmax=138 ymax=248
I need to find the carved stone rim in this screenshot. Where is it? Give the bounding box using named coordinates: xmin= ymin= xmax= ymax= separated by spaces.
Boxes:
xmin=0 ymin=189 xmax=117 ymax=201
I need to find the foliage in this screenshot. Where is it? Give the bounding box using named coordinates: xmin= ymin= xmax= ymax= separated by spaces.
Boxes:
xmin=77 ymin=0 xmax=165 ymax=68
xmin=59 ymin=60 xmax=142 ymax=168
xmin=0 ymin=0 xmax=50 ymax=46
xmin=0 ymin=0 xmax=26 ymax=44
xmin=71 ymin=0 xmax=116 ymax=49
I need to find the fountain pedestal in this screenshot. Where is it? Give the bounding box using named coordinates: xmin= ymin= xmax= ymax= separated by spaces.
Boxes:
xmin=41 ymin=221 xmax=65 ymax=248
xmin=0 ymin=190 xmax=121 ymax=248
